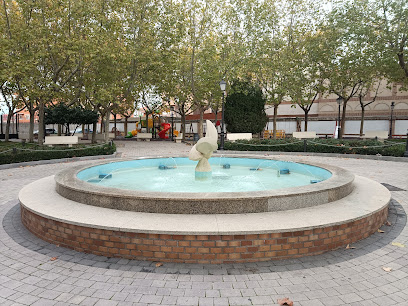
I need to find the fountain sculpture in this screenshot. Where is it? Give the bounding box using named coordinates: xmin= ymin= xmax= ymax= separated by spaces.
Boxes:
xmin=188 ymin=120 xmax=218 ymax=180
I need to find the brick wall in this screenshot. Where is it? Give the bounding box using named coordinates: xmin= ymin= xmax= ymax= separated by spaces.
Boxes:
xmin=21 ymin=205 xmax=388 ymax=264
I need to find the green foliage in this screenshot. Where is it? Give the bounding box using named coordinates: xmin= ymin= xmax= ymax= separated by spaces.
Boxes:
xmin=0 ymin=142 xmax=116 ymax=165
xmin=224 ymin=138 xmax=406 ymax=157
xmin=45 ymin=104 xmax=99 ymax=126
xmin=224 ymin=80 xmax=268 ymax=134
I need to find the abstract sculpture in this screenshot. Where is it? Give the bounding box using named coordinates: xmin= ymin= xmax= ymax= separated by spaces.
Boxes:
xmin=188 ymin=120 xmax=218 ymax=180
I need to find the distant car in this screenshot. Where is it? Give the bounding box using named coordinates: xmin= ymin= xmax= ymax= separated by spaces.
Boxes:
xmin=72 ymin=128 xmax=93 ymax=134
xmin=33 ymin=128 xmax=57 ymax=135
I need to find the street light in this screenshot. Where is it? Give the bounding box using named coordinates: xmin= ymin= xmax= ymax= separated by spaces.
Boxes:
xmin=0 ymin=111 xmax=3 ymax=135
xmin=336 ymin=96 xmax=343 ymax=139
xmin=404 ymin=130 xmax=408 ymax=157
xmin=170 ymin=105 xmax=174 ymax=141
xmin=389 ymin=101 xmax=395 ymax=139
xmin=219 ymin=79 xmax=227 ymax=150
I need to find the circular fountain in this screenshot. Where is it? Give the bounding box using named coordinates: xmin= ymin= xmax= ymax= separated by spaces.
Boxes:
xmin=19 ymin=121 xmax=391 ymax=263
xmin=55 ymin=156 xmax=350 ymax=214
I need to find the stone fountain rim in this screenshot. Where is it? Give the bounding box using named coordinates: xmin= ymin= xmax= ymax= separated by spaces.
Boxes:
xmin=55 ymin=154 xmax=354 ymax=201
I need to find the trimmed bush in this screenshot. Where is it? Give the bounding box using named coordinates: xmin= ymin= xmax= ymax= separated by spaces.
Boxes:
xmin=224 ymin=79 xmax=268 ymax=134
xmin=223 ymin=138 xmax=406 ymax=157
xmin=0 ymin=142 xmax=116 ymax=165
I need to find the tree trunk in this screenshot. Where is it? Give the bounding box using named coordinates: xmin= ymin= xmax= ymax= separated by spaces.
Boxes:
xmin=92 ymin=122 xmax=97 ymax=143
xmin=272 ymin=105 xmax=278 ymax=139
xmin=58 ymin=124 xmax=62 ymax=136
xmin=359 ymin=107 xmax=365 ymax=136
xmin=104 ymin=110 xmax=110 ymax=142
xmin=5 ymin=113 xmax=12 ymax=142
xmin=38 ymin=101 xmax=45 ymax=145
xmin=198 ymin=107 xmax=204 ymax=138
xmin=181 ymin=112 xmax=186 ymax=141
xmin=113 ymin=113 xmax=117 ymax=132
xmin=124 ymin=116 xmax=128 ymax=135
xmin=29 ymin=106 xmax=35 ymax=143
xmin=152 ymin=114 xmax=155 ymax=138
xmin=100 ymin=114 xmax=104 ymax=133
xmin=304 ymin=111 xmax=308 ymax=132
xmin=340 ymin=101 xmax=347 ymax=138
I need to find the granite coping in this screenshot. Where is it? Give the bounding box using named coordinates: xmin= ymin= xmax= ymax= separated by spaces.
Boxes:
xmin=19 ymin=175 xmax=390 ymax=235
xmin=53 ymin=155 xmax=355 ymax=214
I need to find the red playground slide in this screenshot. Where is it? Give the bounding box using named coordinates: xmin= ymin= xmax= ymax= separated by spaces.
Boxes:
xmin=158 ymin=123 xmax=171 ymax=139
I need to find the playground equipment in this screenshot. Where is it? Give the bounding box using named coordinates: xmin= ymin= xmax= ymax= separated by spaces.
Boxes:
xmin=140 ymin=118 xmax=154 ymax=129
xmin=125 ymin=129 xmax=138 ymax=138
xmin=158 ymin=123 xmax=171 ymax=139
xmin=158 ymin=123 xmax=180 ymax=139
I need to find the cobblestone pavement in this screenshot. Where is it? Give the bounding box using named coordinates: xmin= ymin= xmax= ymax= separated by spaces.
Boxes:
xmin=1 ymin=141 xmax=408 ymax=305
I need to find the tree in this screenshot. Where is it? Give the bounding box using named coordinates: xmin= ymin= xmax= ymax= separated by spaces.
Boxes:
xmin=287 ymin=31 xmax=327 ymax=131
xmin=1 ymin=0 xmax=93 ymax=144
xmin=357 ymin=80 xmax=381 ymax=136
xmin=248 ymin=0 xmax=325 ymax=138
xmin=44 ymin=103 xmax=98 ymax=135
xmin=372 ymin=0 xmax=408 ymax=85
xmin=0 ymin=82 xmax=25 ymax=141
xmin=137 ymin=87 xmax=163 ymax=134
xmin=224 ymin=79 xmax=268 ymax=134
xmin=325 ymin=0 xmax=383 ymax=137
xmin=116 ymin=100 xmax=136 ymax=136
xmin=177 ymin=0 xmax=223 ymax=138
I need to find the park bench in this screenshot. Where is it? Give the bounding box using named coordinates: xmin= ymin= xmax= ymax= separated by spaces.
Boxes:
xmin=44 ymin=136 xmax=79 ymax=147
xmin=226 ymin=133 xmax=252 ymax=142
xmin=175 ymin=133 xmax=183 ymax=143
xmin=292 ymin=131 xmax=317 ymax=139
xmin=137 ymin=133 xmax=152 ymax=141
xmin=95 ymin=133 xmax=115 ymax=142
xmin=263 ymin=130 xmax=286 ymax=139
xmin=361 ymin=131 xmax=389 ymax=142
xmin=361 ymin=131 xmax=388 ymax=140
xmin=18 ymin=132 xmax=30 ymax=141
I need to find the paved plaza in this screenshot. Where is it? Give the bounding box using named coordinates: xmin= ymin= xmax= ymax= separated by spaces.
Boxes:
xmin=1 ymin=141 xmax=408 ymax=306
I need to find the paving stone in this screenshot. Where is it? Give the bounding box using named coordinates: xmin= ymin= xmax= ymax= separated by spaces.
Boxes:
xmin=227 ymin=296 xmax=252 ymax=305
xmin=175 ymin=296 xmax=199 ymax=305
xmin=93 ymin=300 xmax=118 ymax=306
xmin=1 ymin=144 xmax=408 ymax=306
xmin=30 ymin=298 xmax=57 ymax=306
xmin=139 ymin=294 xmax=163 ymax=304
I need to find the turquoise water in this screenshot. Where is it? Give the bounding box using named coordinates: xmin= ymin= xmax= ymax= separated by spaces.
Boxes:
xmin=77 ymin=157 xmax=332 ymax=193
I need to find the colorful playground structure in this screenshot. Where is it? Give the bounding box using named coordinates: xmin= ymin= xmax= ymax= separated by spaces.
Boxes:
xmin=158 ymin=123 xmax=179 ymax=139
xmin=125 ymin=119 xmax=179 ymax=139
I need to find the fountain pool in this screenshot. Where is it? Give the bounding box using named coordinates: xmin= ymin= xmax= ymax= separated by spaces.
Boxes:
xmin=19 ymin=155 xmax=390 ymax=263
xmin=77 ymin=157 xmax=332 ymax=193
xmin=54 ymin=156 xmax=351 ymax=214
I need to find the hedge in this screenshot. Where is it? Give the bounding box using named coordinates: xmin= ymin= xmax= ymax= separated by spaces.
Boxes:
xmin=0 ymin=142 xmax=116 ymax=165
xmin=223 ymin=138 xmax=406 ymax=157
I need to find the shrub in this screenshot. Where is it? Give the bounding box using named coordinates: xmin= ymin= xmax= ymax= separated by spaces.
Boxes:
xmin=224 ymin=79 xmax=268 ymax=134
xmin=223 ymin=138 xmax=406 ymax=157
xmin=0 ymin=142 xmax=116 ymax=165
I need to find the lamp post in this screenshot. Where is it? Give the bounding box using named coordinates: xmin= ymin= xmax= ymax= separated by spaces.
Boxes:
xmin=219 ymin=79 xmax=227 ymax=150
xmin=170 ymin=105 xmax=174 ymax=141
xmin=336 ymin=96 xmax=343 ymax=139
xmin=404 ymin=131 xmax=408 ymax=157
xmin=389 ymin=101 xmax=395 ymax=139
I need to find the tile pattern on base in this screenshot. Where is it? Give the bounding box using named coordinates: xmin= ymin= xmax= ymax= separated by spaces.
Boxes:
xmin=21 ymin=205 xmax=388 ymax=264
